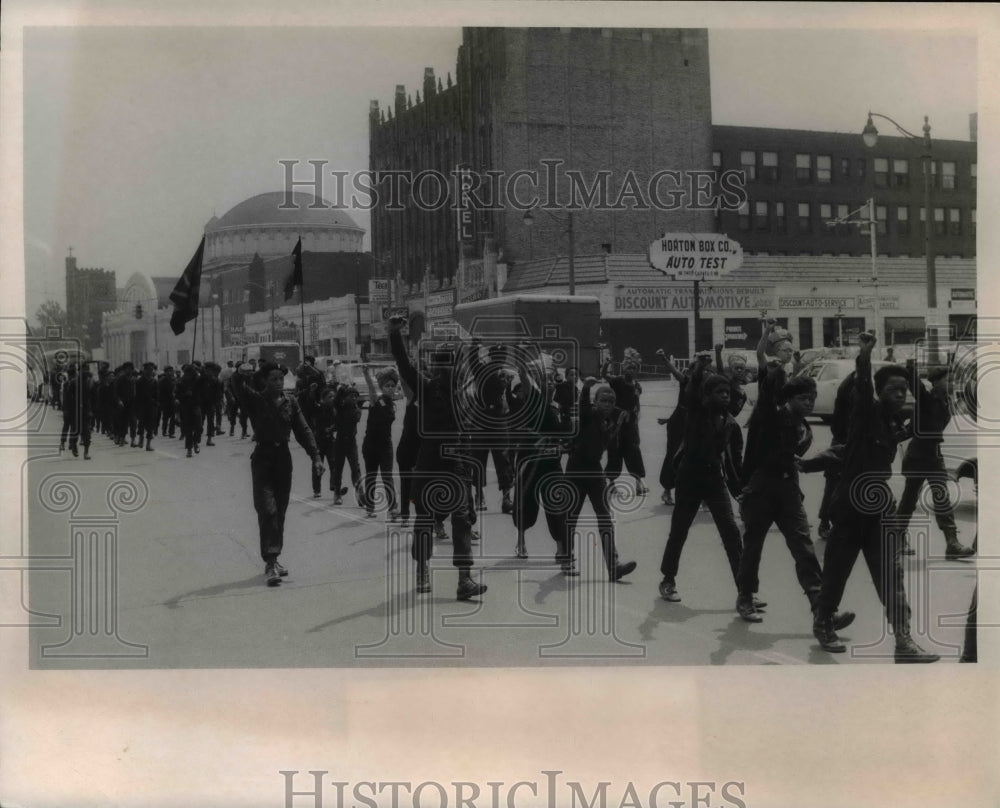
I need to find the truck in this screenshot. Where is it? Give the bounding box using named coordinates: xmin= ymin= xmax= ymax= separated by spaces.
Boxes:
xmin=452 ymin=294 xmax=602 ymax=376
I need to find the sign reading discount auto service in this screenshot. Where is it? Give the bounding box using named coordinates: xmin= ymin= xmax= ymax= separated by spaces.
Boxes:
xmin=649 ymin=234 xmax=743 ymax=280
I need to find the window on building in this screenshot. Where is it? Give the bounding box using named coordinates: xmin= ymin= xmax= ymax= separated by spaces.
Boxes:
xmin=893 ymin=158 xmax=909 ymax=188
xmin=740 ymin=150 xmax=756 ymax=181
xmin=836 ymin=204 xmax=849 ymax=220
xmin=971 ymin=208 xmax=976 ymax=235
xmin=934 ymin=207 xmax=946 ymax=236
xmin=874 ymin=158 xmax=889 ymax=188
xmin=755 ymin=201 xmax=768 ymax=230
xmin=761 ymin=151 xmax=779 ymax=182
xmin=970 ymin=163 xmax=977 ymax=190
xmin=897 ymin=206 xmax=910 ymax=236
xmin=820 ymin=203 xmax=832 ymax=222
xmin=712 ymin=150 xmax=722 ymax=175
xmin=876 ymin=205 xmax=887 ymax=236
xmin=795 ymin=153 xmax=811 ymax=182
xmin=949 ymin=208 xmax=961 ymax=236
xmin=857 ymin=159 xmax=867 ymax=179
xmin=941 ymin=161 xmax=957 ymax=190
xmin=738 ymin=200 xmax=750 ymax=231
xmin=840 ymin=158 xmax=851 ymax=178
xmin=775 ymin=202 xmax=786 ymax=233
xmin=920 ymin=207 xmax=926 ymax=235
xmin=243 ymin=290 xmax=250 ymax=302
xmin=797 ymin=202 xmax=811 ymax=233
xmin=817 ymin=155 xmax=832 ymax=184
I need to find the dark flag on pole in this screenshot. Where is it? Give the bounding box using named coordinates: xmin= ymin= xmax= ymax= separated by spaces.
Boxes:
xmin=169 ymin=236 xmax=205 ymax=335
xmin=284 ymin=237 xmax=303 ymax=301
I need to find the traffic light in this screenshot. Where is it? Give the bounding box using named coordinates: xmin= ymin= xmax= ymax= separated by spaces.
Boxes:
xmin=134 ymin=303 xmax=143 ymax=319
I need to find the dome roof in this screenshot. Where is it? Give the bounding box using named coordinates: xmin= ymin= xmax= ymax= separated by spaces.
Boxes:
xmin=210 ymin=191 xmax=361 ymax=231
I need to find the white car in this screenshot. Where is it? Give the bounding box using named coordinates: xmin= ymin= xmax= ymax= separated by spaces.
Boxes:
xmin=799 ymin=358 xmax=911 ymax=423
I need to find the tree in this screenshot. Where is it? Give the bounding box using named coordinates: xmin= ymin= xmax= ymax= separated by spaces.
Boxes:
xmin=34 ymin=300 xmax=68 ymax=333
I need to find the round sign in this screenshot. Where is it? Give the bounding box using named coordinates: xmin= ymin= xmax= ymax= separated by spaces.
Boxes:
xmin=649 ymin=233 xmax=743 ymax=280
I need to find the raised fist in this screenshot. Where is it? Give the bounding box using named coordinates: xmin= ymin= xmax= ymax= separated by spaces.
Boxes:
xmin=857 ymin=331 xmax=877 ymax=348
xmin=714 ymin=343 xmax=723 ymax=352
xmin=655 ymin=348 xmax=666 ymax=357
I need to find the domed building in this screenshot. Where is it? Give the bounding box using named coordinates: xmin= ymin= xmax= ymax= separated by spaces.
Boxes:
xmin=202 ymin=190 xmax=365 ymax=275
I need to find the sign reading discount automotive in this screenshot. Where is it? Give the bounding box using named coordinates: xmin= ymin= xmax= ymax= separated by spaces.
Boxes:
xmin=614 ymin=285 xmax=773 ymax=312
xmin=649 ymin=233 xmax=744 ymax=280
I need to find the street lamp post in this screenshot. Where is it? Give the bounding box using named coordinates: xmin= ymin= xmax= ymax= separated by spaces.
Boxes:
xmin=523 ymin=208 xmax=576 ymax=296
xmin=210 ymin=293 xmax=218 ymax=362
xmin=863 ymin=111 xmax=936 ymax=357
xmin=825 ymin=198 xmax=882 ymax=352
xmin=835 ymin=306 xmax=844 ymax=349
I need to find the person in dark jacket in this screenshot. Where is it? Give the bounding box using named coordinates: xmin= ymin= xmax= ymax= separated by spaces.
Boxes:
xmin=561 ymin=377 xmax=637 ymax=581
xmin=360 ymin=364 xmax=399 ymax=518
xmin=601 ymin=354 xmax=647 ymax=495
xmin=134 ymin=362 xmax=160 ymax=451
xmin=198 ymin=362 xmax=224 ymax=447
xmin=467 ymin=344 xmax=515 ymax=513
xmin=113 ymin=362 xmax=136 ymax=447
xmin=232 ymin=362 xmax=323 ymax=586
xmin=894 ymin=360 xmax=975 ymax=559
xmin=61 ymin=365 xmax=93 ymax=459
xmin=812 ymin=331 xmax=939 ymax=662
xmin=330 ymin=385 xmax=362 ymax=506
xmin=158 ymin=366 xmax=177 ymax=438
xmin=175 ymin=364 xmax=203 ymax=458
xmin=655 ymin=350 xmax=691 ymax=506
xmin=389 ymin=315 xmax=485 ymax=600
xmin=311 ymin=386 xmax=338 ymax=498
xmin=657 ymin=353 xmax=744 ymax=604
xmin=394 ymin=374 xmax=419 ymax=525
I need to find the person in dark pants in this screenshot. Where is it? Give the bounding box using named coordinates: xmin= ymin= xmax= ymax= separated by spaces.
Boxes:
xmin=158 ymin=366 xmax=177 ymax=438
xmin=894 ymin=360 xmax=975 ymax=559
xmin=112 ymin=362 xmax=136 ymax=447
xmin=360 ymin=364 xmax=398 ymax=518
xmin=816 ymin=370 xmax=857 ymax=541
xmin=394 ymin=375 xmax=419 ymax=525
xmin=175 ymin=364 xmax=203 ymax=458
xmin=561 ymin=377 xmax=637 ymax=581
xmin=602 ymin=355 xmax=647 ymax=495
xmin=658 ymin=353 xmax=744 ymax=604
xmin=656 ymin=349 xmax=691 ymax=505
xmin=330 ymin=385 xmax=362 ymax=506
xmin=735 ymin=327 xmax=854 ymax=629
xmin=232 ymin=362 xmax=323 ymax=586
xmin=510 ymin=359 xmax=570 ymax=560
xmin=812 ymin=332 xmax=939 ymax=663
xmin=199 ymin=362 xmax=224 ymax=447
xmin=389 ymin=316 xmax=485 ymax=600
xmin=135 ymin=362 xmax=160 ymax=451
xmin=61 ymin=365 xmax=93 ymax=459
xmin=311 ymin=386 xmax=337 ymax=498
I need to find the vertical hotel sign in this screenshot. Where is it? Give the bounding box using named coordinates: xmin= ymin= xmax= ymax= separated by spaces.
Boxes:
xmin=456 ymin=164 xmax=475 ymax=244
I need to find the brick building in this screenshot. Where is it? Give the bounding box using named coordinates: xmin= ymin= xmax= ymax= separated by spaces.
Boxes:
xmin=712 ymin=123 xmax=977 ymax=259
xmin=369 ymin=27 xmax=715 ymax=334
xmin=65 ymin=253 xmax=117 ymax=351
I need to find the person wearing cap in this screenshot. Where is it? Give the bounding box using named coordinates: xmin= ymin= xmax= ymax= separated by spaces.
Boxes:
xmin=198 ymin=362 xmax=224 ymax=447
xmin=894 ymin=360 xmax=975 ymax=559
xmin=135 ymin=362 xmax=160 ymax=451
xmin=232 ymin=361 xmax=323 ymax=586
xmin=735 ymin=326 xmax=855 ymax=630
xmin=359 ymin=364 xmax=399 ymax=518
xmin=657 ymin=352 xmax=744 ymax=604
xmin=601 ymin=351 xmax=648 ymax=496
xmin=112 ymin=362 xmax=136 ymax=447
xmin=158 ymin=366 xmax=177 ymax=438
xmin=175 ymin=364 xmax=203 ymax=458
xmin=812 ymin=331 xmax=939 ymax=662
xmin=468 ymin=342 xmax=515 ymax=513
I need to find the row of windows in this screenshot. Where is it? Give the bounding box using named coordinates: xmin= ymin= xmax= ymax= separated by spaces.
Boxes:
xmin=715 ymin=150 xmax=975 ymax=190
xmin=731 ymin=202 xmax=976 ymax=237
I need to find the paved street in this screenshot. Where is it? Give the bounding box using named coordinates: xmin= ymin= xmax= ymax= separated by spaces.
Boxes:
xmin=24 ymin=380 xmax=978 ymax=668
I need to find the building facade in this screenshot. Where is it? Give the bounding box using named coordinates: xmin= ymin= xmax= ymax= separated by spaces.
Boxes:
xmin=369 ymin=27 xmax=715 ymax=335
xmin=65 ymin=254 xmax=117 ymax=351
xmin=712 ymin=124 xmax=977 ymax=259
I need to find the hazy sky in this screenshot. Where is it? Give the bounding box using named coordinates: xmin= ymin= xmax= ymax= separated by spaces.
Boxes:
xmin=21 ymin=24 xmax=979 ymax=315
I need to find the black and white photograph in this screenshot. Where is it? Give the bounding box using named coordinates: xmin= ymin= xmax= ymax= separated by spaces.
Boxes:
xmin=2 ymin=2 xmax=997 ymax=806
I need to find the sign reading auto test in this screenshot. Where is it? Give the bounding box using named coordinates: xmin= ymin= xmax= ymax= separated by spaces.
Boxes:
xmin=649 ymin=234 xmax=743 ymax=280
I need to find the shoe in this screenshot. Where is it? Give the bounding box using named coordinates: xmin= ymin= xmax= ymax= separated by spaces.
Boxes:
xmin=831 ymin=610 xmax=855 ymax=631
xmin=70 ymin=445 xmax=79 ymax=457
xmin=813 ymin=619 xmax=846 ymax=653
xmin=84 ymin=452 xmax=91 ymax=460
xmin=434 ymin=523 xmax=449 ymax=541
xmin=659 ymin=578 xmax=681 ymax=602
xmin=265 ymin=564 xmax=281 ymax=587
xmin=456 ymin=577 xmax=487 ymax=601
xmin=399 ymin=514 xmax=410 ymax=526
xmin=470 ymin=530 xmax=480 ymax=543
xmin=339 ymin=487 xmax=349 ymax=496
xmin=59 ymin=443 xmax=65 ymax=452
xmin=312 ymin=492 xmax=322 ymax=499
xmin=737 ymin=595 xmax=763 ymax=623
xmin=366 ymin=510 xmax=377 ymax=519
xmin=894 ymin=635 xmax=940 ymax=664
xmin=146 ymin=443 xmax=153 ymax=451
xmin=945 ymin=542 xmax=976 ymax=560
xmin=515 ymin=542 xmax=528 ymax=559
xmin=186 ymin=449 xmax=193 ymax=458
xmin=611 ymin=560 xmax=637 ymax=582
xmin=206 ymin=440 xmax=215 ymax=447
xmin=229 ymin=426 xmax=235 ymax=436
xmin=636 ymin=482 xmax=649 ymax=496
xmin=752 ymin=595 xmax=767 ymax=610
xmin=273 ymin=560 xmax=289 ymax=577
xmin=240 ymin=432 xmax=248 ymax=439
xmin=416 ymin=569 xmax=431 ymax=593
xmin=476 ymin=494 xmax=486 ymax=511
xmin=194 ymin=444 xmax=200 ymax=454
xmin=388 ymin=509 xmax=399 ymax=522
xmin=900 ymin=541 xmax=915 ymax=556
xmin=333 ymin=495 xmax=343 ymax=505
xmin=501 ymin=492 xmax=513 ymax=514
xmin=560 ymin=560 xmax=580 ymax=576
xmin=661 ymin=491 xmax=674 ymax=505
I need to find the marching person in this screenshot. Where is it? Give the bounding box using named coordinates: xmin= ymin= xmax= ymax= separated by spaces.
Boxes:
xmin=468 ymin=343 xmax=515 ymax=513
xmin=894 ymin=359 xmax=975 ymax=559
xmin=330 ymin=384 xmax=362 ymax=506
xmin=311 ymin=386 xmax=338 ymax=499
xmin=601 ymin=351 xmax=648 ymax=496
xmin=657 ymin=352 xmax=744 ymax=604
xmin=61 ymin=365 xmax=93 ymax=459
xmin=175 ymin=364 xmax=203 ymax=458
xmin=158 ymin=366 xmax=177 ymax=438
xmin=232 ymin=362 xmax=323 ymax=586
xmin=134 ymin=362 xmax=160 ymax=451
xmin=389 ymin=315 xmax=485 ymax=600
xmin=394 ymin=373 xmax=419 ymax=526
xmin=360 ymin=364 xmax=399 ymax=519
xmin=812 ymin=332 xmax=939 ymax=662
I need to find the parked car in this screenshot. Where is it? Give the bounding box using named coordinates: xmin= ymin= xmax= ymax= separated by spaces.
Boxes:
xmin=798 ymin=358 xmax=913 ymax=423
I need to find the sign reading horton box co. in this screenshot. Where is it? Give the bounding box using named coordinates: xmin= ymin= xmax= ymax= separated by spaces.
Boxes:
xmin=649 ymin=233 xmax=744 ymax=280
xmin=614 ymin=285 xmax=774 ymax=312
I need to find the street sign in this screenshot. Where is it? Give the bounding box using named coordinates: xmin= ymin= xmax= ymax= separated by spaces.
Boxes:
xmin=649 ymin=234 xmax=743 ymax=280
xmin=368 ymin=279 xmax=391 ymax=301
xmin=381 ymin=305 xmax=409 ymax=321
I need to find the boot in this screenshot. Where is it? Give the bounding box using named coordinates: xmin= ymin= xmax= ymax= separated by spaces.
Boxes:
xmin=145 ymin=438 xmax=153 ymax=451
xmin=416 ymin=565 xmax=431 ymax=594
xmin=500 ymin=490 xmax=513 ymax=514
xmin=737 ymin=594 xmax=763 ymax=623
xmin=944 ymin=529 xmax=976 ymax=560
xmin=83 ymin=449 xmax=91 ymax=460
xmin=456 ymin=571 xmax=487 ymax=601
xmin=229 ymin=425 xmax=235 ymax=436
xmin=894 ymin=634 xmax=940 ymax=663
xmin=813 ymin=616 xmax=846 ymax=653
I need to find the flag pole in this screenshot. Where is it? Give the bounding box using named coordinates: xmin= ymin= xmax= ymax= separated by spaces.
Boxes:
xmin=298 ymin=234 xmax=306 ymax=356
xmin=191 ymin=307 xmax=198 ymax=360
